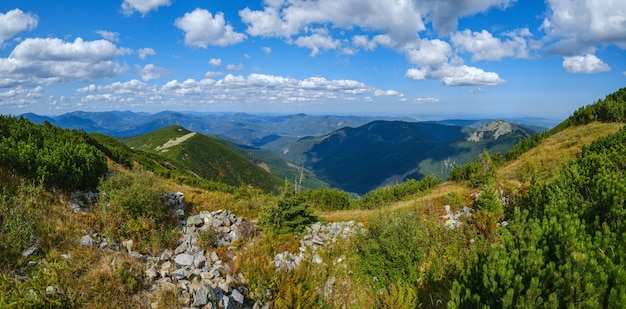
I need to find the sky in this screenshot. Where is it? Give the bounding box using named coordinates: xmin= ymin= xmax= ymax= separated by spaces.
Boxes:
xmin=0 ymin=0 xmax=624 ymax=120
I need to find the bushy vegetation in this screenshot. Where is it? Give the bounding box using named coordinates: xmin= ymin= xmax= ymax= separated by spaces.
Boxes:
xmin=298 ymin=187 xmax=350 ymax=211
xmin=94 ymin=170 xmax=179 ymax=254
xmin=448 ymin=150 xmax=498 ymax=187
xmin=350 ymin=175 xmax=441 ymax=209
xmin=0 ymin=116 xmax=107 ymax=191
xmin=352 ymin=208 xmax=477 ymax=306
xmin=450 ymin=125 xmax=626 ymax=307
xmin=258 ymin=186 xmax=317 ymax=234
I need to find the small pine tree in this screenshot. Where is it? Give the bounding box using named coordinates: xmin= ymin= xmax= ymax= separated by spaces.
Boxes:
xmin=258 ymin=186 xmax=316 ymax=234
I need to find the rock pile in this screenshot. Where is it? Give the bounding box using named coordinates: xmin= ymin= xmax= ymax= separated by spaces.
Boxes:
xmin=146 ymin=208 xmax=262 ymax=308
xmin=73 ymin=191 xmax=263 ymax=308
xmin=442 ymin=205 xmax=473 ymax=230
xmin=273 ymin=221 xmax=363 ymax=271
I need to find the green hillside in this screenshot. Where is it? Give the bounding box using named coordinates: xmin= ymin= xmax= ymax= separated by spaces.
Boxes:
xmin=124 ymin=125 xmax=282 ymax=192
xmin=278 ymin=120 xmax=530 ymax=194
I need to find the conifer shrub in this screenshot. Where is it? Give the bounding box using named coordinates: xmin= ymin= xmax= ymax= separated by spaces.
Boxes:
xmin=0 ymin=116 xmax=107 ymax=191
xmin=258 ymin=189 xmax=317 ymax=234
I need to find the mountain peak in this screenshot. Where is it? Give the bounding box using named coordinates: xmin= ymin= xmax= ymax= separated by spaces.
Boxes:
xmin=467 ymin=120 xmax=514 ymax=142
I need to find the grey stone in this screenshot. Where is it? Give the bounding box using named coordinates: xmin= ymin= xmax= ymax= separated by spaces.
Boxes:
xmin=194 ymin=254 xmax=207 ymax=269
xmin=312 ymin=254 xmax=323 ymax=264
xmin=221 ymin=295 xmax=236 ymax=309
xmin=122 ymin=239 xmax=133 ymax=253
xmin=173 ymin=268 xmax=187 ymax=280
xmin=174 ymin=253 xmax=195 ymax=266
xmin=21 ymin=237 xmax=40 ymax=257
xmin=187 ymin=215 xmax=204 ymax=227
xmin=192 ymin=285 xmax=210 ymax=307
xmin=79 ymin=235 xmax=96 ymax=247
xmin=145 ymin=267 xmax=158 ymax=282
xmin=218 ymin=280 xmax=231 ymax=294
xmin=232 ymin=288 xmax=244 ymax=305
xmin=159 ymin=249 xmax=173 ymax=261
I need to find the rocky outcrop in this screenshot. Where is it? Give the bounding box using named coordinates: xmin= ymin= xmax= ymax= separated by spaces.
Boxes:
xmin=442 ymin=205 xmax=473 ymax=230
xmin=273 ymin=221 xmax=363 ymax=271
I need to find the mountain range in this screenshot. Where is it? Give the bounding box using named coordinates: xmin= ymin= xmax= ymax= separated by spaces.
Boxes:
xmin=21 ymin=111 xmax=542 ymax=194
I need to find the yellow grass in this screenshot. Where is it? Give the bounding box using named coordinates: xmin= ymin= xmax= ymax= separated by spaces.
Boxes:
xmin=316 ymin=182 xmax=471 ymax=226
xmin=498 ymin=122 xmax=624 ymax=187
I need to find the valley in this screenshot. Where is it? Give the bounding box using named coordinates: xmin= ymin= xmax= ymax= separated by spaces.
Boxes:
xmin=2 ymin=86 xmax=626 ymax=308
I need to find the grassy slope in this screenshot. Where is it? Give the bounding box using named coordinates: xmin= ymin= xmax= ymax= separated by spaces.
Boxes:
xmin=125 ymin=125 xmax=283 ymax=192
xmin=316 ymin=122 xmax=624 ymax=226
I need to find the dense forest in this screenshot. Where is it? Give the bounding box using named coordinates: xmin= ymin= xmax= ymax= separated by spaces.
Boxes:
xmin=1 ymin=86 xmax=626 ymax=307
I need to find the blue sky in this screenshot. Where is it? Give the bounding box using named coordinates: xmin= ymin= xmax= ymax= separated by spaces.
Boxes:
xmin=0 ymin=0 xmax=624 ymax=120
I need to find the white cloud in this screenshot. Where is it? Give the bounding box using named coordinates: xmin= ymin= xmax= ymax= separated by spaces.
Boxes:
xmin=623 ymin=71 xmax=626 ymax=76
xmin=542 ymin=0 xmax=626 ymax=55
xmin=74 ymin=73 xmax=404 ymax=108
xmin=226 ymin=63 xmax=244 ymax=71
xmin=204 ymin=71 xmax=223 ymax=78
xmin=374 ymin=89 xmax=402 ymax=97
xmin=174 ymin=8 xmax=246 ymax=48
xmin=293 ymin=32 xmax=341 ymax=56
xmin=424 ymin=0 xmax=516 ymax=34
xmin=137 ymin=47 xmax=156 ymax=59
xmin=139 ymin=64 xmax=170 ymax=81
xmin=96 ymin=30 xmax=119 ymax=42
xmin=209 ymin=58 xmax=222 ymax=67
xmin=121 ymin=0 xmax=172 ymax=16
xmin=0 ymin=9 xmax=38 ymax=44
xmin=262 ymin=46 xmax=272 ymax=54
xmin=0 ymin=37 xmax=131 ymax=87
xmin=240 ymin=0 xmax=425 ymax=45
xmin=406 ymin=39 xmax=452 ymax=66
xmin=451 ymin=29 xmax=530 ymax=61
xmin=406 ymin=64 xmax=506 ymax=86
xmin=352 ymin=34 xmax=395 ymax=51
xmin=413 ymin=97 xmax=440 ymax=104
xmin=562 ymin=54 xmax=610 ymax=73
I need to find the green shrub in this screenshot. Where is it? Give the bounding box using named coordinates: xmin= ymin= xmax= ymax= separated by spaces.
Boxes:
xmin=350 ymin=175 xmax=441 ymax=209
xmin=352 ymin=209 xmax=475 ymax=305
xmin=258 ymin=190 xmax=317 ymax=234
xmin=95 ymin=170 xmax=178 ymax=253
xmin=0 ymin=116 xmax=107 ymax=191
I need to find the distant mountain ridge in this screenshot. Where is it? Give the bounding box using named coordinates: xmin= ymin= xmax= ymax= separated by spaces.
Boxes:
xmin=277 ymin=120 xmax=533 ymax=194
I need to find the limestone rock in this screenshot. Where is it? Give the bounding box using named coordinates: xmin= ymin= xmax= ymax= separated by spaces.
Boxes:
xmin=79 ymin=235 xmax=96 ymax=247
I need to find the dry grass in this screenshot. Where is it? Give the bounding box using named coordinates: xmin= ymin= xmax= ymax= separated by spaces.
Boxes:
xmin=316 ymin=182 xmax=471 ymax=226
xmin=498 ymin=122 xmax=624 ymax=186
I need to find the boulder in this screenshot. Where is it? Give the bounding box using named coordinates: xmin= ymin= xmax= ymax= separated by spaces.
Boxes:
xmin=79 ymin=235 xmax=96 ymax=247
xmin=174 ymin=253 xmax=195 ymax=266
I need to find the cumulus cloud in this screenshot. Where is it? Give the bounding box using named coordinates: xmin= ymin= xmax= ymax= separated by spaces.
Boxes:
xmin=137 ymin=47 xmax=156 ymax=59
xmin=73 ymin=73 xmax=405 ymax=108
xmin=451 ymin=28 xmax=530 ymax=61
xmin=562 ymin=54 xmax=610 ymax=73
xmin=424 ymin=0 xmax=516 ymax=34
xmin=0 ymin=37 xmax=131 ymax=87
xmin=209 ymin=58 xmax=222 ymax=67
xmin=121 ymin=0 xmax=172 ymax=16
xmin=262 ymin=46 xmax=272 ymax=54
xmin=413 ymin=97 xmax=440 ymax=104
xmin=0 ymin=9 xmax=38 ymax=44
xmin=406 ymin=39 xmax=452 ymax=66
xmin=542 ymin=0 xmax=626 ymax=55
xmin=139 ymin=63 xmax=170 ymax=81
xmin=96 ymin=30 xmax=119 ymax=42
xmin=175 ymin=8 xmax=246 ymax=48
xmin=406 ymin=64 xmax=505 ymax=86
xmin=226 ymin=63 xmax=244 ymax=71
xmin=293 ymin=32 xmax=341 ymax=56
xmin=239 ymin=0 xmax=425 ymax=45
xmin=352 ymin=34 xmax=395 ymax=51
